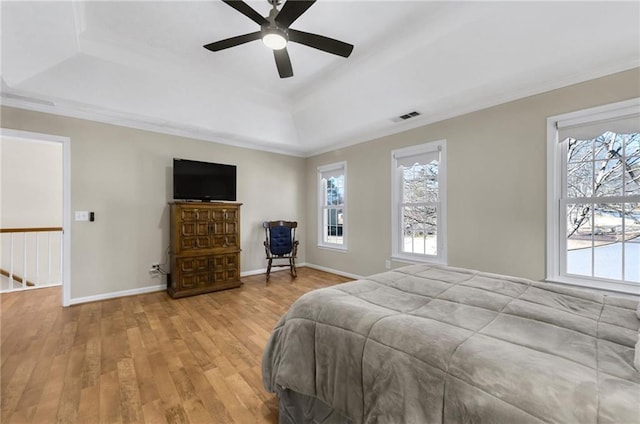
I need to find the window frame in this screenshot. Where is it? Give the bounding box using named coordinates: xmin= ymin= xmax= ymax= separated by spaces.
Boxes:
xmin=546 ymin=98 xmax=640 ymax=294
xmin=317 ymin=161 xmax=347 ymax=251
xmin=391 ymin=140 xmax=447 ymax=264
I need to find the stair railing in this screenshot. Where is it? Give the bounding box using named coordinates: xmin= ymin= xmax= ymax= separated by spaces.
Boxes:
xmin=0 ymin=227 xmax=63 ymax=291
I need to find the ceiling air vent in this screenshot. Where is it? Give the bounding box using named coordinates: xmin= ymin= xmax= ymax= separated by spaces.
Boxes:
xmin=392 ymin=111 xmax=421 ymax=123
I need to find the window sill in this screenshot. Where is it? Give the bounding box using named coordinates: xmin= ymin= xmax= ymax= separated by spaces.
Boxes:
xmin=391 ymin=254 xmax=446 ymax=266
xmin=545 ymin=275 xmax=640 ymax=296
xmin=317 ymin=244 xmax=348 ymax=253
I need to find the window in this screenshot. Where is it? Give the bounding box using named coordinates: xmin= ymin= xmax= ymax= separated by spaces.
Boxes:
xmin=547 ymin=98 xmax=640 ymax=294
xmin=392 ymin=140 xmax=447 ymax=263
xmin=318 ymin=162 xmax=347 ymax=250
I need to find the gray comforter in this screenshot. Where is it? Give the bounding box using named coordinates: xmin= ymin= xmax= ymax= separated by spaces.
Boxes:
xmin=262 ymin=264 xmax=640 ymax=423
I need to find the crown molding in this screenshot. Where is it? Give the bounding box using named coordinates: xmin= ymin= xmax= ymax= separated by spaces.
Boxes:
xmin=0 ymin=90 xmax=307 ymax=158
xmin=3 ymin=61 xmax=638 ymax=159
xmin=305 ymin=61 xmax=640 ymax=157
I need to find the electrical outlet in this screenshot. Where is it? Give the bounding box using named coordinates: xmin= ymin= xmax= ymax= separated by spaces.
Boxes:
xmin=385 ymin=260 xmax=391 ymax=270
xmin=150 ymin=263 xmax=160 ymax=273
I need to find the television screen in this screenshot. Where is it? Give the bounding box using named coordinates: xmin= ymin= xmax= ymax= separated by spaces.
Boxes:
xmin=173 ymin=158 xmax=237 ymax=201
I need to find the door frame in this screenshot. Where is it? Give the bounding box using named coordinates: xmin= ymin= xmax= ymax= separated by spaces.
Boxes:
xmin=0 ymin=128 xmax=71 ymax=306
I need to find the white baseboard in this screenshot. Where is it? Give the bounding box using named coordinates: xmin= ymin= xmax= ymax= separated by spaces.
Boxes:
xmin=240 ymin=262 xmax=363 ymax=281
xmin=241 ymin=268 xmax=268 ymax=277
xmin=241 ymin=262 xmax=309 ymax=277
xmin=68 ymin=263 xmax=360 ymax=305
xmin=303 ymin=263 xmax=364 ymax=280
xmin=69 ymin=284 xmax=166 ymax=305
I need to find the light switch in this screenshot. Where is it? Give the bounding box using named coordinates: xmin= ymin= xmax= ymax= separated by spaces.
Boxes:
xmin=75 ymin=211 xmax=90 ymax=221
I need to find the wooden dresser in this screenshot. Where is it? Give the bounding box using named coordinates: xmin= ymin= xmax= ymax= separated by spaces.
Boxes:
xmin=168 ymin=202 xmax=242 ymax=298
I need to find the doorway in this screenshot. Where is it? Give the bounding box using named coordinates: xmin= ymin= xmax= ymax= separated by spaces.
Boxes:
xmin=0 ymin=128 xmax=70 ymax=306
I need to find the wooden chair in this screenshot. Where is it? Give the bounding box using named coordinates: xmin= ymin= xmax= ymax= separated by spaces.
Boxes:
xmin=263 ymin=220 xmax=298 ymax=282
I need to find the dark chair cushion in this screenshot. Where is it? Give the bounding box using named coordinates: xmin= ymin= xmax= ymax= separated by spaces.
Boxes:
xmin=270 ymin=226 xmax=293 ymax=256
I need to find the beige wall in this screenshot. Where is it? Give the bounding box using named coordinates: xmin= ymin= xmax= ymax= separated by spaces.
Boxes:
xmin=0 ymin=107 xmax=306 ymax=300
xmin=1 ymin=136 xmax=62 ymax=227
xmin=1 ymin=67 xmax=638 ymax=301
xmin=305 ymin=68 xmax=640 ymax=281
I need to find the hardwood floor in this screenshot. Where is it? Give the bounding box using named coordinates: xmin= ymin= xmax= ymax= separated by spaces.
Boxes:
xmin=1 ymin=267 xmax=352 ymax=424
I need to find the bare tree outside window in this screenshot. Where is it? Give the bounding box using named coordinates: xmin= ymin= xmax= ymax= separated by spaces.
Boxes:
xmin=565 ymin=131 xmax=640 ymax=282
xmin=325 ymin=177 xmax=344 ymax=241
xmin=402 ymin=161 xmax=438 ymax=255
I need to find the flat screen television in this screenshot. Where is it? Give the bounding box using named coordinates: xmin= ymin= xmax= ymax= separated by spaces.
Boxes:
xmin=173 ymin=158 xmax=237 ymax=202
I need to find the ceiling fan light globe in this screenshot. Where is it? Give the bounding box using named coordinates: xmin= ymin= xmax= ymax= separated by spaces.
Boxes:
xmin=262 ymin=33 xmax=287 ymax=50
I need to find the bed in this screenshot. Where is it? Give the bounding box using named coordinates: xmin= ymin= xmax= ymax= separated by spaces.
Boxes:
xmin=262 ymin=264 xmax=640 ymax=424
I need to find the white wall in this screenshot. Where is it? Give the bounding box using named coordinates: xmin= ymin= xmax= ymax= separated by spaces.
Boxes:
xmin=1 ymin=108 xmax=306 ymax=300
xmin=305 ymin=68 xmax=640 ymax=281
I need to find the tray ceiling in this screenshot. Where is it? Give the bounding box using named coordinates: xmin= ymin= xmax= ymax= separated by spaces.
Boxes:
xmin=2 ymin=1 xmax=639 ymax=156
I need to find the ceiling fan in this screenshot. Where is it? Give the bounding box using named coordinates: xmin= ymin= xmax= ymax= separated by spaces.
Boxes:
xmin=203 ymin=0 xmax=354 ymax=78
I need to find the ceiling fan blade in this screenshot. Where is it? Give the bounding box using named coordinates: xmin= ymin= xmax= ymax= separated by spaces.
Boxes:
xmin=222 ymin=0 xmax=268 ymax=26
xmin=203 ymin=31 xmax=262 ymax=52
xmin=273 ymin=48 xmax=293 ymax=78
xmin=275 ymin=0 xmax=316 ymax=28
xmin=288 ymin=29 xmax=353 ymax=57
